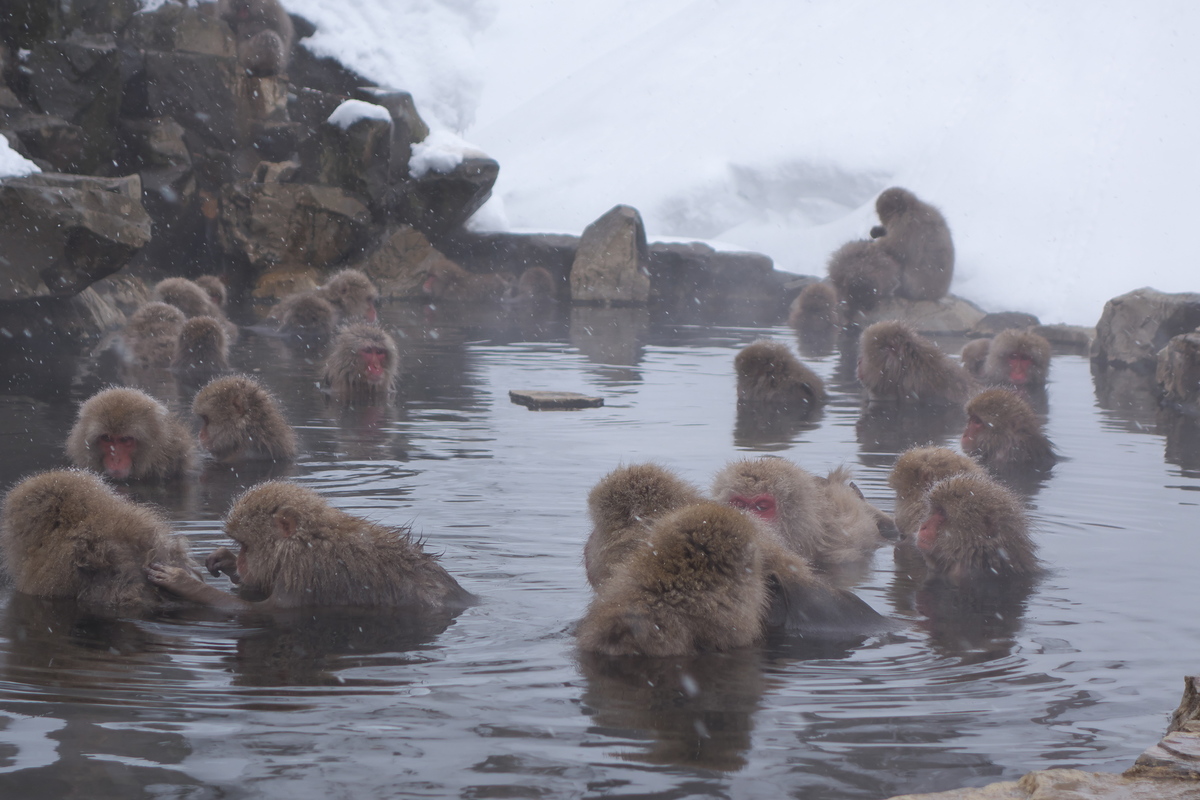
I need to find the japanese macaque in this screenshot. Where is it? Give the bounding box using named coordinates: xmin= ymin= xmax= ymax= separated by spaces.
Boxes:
xmin=147 ymin=481 xmax=474 ymax=612
xmin=171 ymin=316 xmax=230 ymax=374
xmin=960 ymin=338 xmax=991 ymax=378
xmin=276 ymin=292 xmax=338 ymax=339
xmin=888 ymin=445 xmax=985 ymax=538
xmin=318 ymin=268 xmax=379 ymax=323
xmin=506 ymin=266 xmax=557 ymax=305
xmin=66 ymin=387 xmax=195 ymax=482
xmin=962 ymin=388 xmax=1057 ymax=472
xmin=423 ymin=260 xmax=513 ymax=303
xmin=827 ymin=239 xmax=902 ymax=315
xmin=734 ymin=340 xmax=826 ymax=418
xmin=122 ymin=301 xmax=186 ymax=367
xmin=194 ymin=275 xmax=227 ymax=308
xmin=1157 ymin=331 xmax=1200 ymax=410
xmin=193 ymin=375 xmax=298 ymax=462
xmin=787 ymin=281 xmax=840 ymax=331
xmin=576 ymin=502 xmax=769 ymax=657
xmin=711 ymin=457 xmax=895 ymax=567
xmin=153 ymin=277 xmax=238 ymax=341
xmin=1 ymin=470 xmax=200 ymax=614
xmin=218 ymin=0 xmax=295 ymax=77
xmin=980 ymin=329 xmax=1052 ymax=388
xmin=584 ymin=463 xmax=703 ymax=589
xmin=322 ymin=323 xmax=399 ymax=400
xmin=873 ymin=186 xmax=955 ymax=301
xmin=857 ymin=320 xmax=976 ymax=406
xmin=915 ymin=472 xmax=1038 ymax=582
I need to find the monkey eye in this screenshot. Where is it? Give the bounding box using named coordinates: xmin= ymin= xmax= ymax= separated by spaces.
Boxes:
xmin=752 ymin=498 xmax=775 ymax=514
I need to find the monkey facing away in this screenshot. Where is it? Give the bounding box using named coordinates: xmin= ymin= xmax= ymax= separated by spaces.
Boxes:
xmin=2 ymin=470 xmax=200 ymax=615
xmin=887 ymin=445 xmax=985 ymax=538
xmin=193 ymin=374 xmax=299 ymax=462
xmin=322 ymin=323 xmax=400 ymax=401
xmin=122 ymin=301 xmax=186 ymax=367
xmin=826 ymin=239 xmax=902 ymax=315
xmin=711 ymin=457 xmax=894 ymax=567
xmin=576 ymin=502 xmax=770 ymax=657
xmin=873 ymin=186 xmax=955 ymax=301
xmin=914 ymin=472 xmax=1038 ymax=582
xmin=962 ymin=388 xmax=1057 ymax=472
xmin=276 ymin=292 xmax=338 ymax=339
xmin=172 ymin=316 xmax=231 ymax=375
xmin=734 ymin=340 xmax=826 ymax=419
xmin=1156 ymin=331 xmax=1200 ymax=411
xmin=318 ymin=268 xmax=379 ymax=323
xmin=147 ymin=480 xmax=474 ymax=612
xmin=66 ymin=387 xmax=195 ymax=482
xmin=857 ymin=320 xmax=976 ymax=406
xmin=153 ymin=277 xmax=238 ymax=341
xmin=788 ymin=281 xmax=840 ymax=332
xmin=218 ymin=0 xmax=296 ymax=77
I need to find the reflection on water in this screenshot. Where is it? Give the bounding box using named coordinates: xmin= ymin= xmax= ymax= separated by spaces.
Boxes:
xmin=0 ymin=302 xmax=1198 ymax=798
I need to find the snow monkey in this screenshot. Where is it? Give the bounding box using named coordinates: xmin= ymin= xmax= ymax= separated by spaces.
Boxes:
xmin=172 ymin=316 xmax=230 ymax=375
xmin=122 ymin=301 xmax=186 ymax=367
xmin=218 ymin=0 xmax=296 ymax=77
xmin=66 ymin=387 xmax=195 ymax=482
xmin=887 ymin=445 xmax=985 ymax=538
xmin=962 ymin=388 xmax=1057 ymax=473
xmin=873 ymin=186 xmax=955 ymax=301
xmin=322 ymin=323 xmax=400 ymax=401
xmin=734 ymin=340 xmax=826 ymax=419
xmin=976 ymin=329 xmax=1052 ymax=389
xmin=857 ymin=320 xmax=976 ymax=406
xmin=193 ymin=374 xmax=298 ymax=462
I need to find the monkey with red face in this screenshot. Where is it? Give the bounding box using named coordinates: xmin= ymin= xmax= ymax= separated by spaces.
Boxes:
xmin=322 ymin=323 xmax=399 ymax=401
xmin=66 ymin=387 xmax=195 ymax=482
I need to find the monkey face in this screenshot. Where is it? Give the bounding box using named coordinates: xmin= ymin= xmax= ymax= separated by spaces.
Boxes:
xmin=359 ymin=346 xmax=390 ymax=382
xmin=727 ymin=493 xmax=778 ymax=523
xmin=97 ymin=433 xmax=138 ymax=480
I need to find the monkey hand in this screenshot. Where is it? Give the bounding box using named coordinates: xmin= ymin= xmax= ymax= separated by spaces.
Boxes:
xmin=146 ymin=563 xmax=205 ymax=597
xmin=205 ymin=547 xmax=241 ymax=583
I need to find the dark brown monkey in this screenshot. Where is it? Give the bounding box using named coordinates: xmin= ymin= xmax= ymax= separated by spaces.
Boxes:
xmin=962 ymin=388 xmax=1057 ymax=472
xmin=218 ymin=0 xmax=295 ymax=77
xmin=193 ymin=374 xmax=298 ymax=462
xmin=888 ymin=445 xmax=985 ymax=537
xmin=960 ymin=338 xmax=991 ymax=378
xmin=788 ymin=281 xmax=840 ymax=331
xmin=980 ymin=328 xmax=1051 ymax=388
xmin=873 ymin=186 xmax=955 ymax=301
xmin=423 ymin=260 xmax=513 ymax=303
xmin=154 ymin=277 xmax=238 ymax=340
xmin=1157 ymin=331 xmax=1200 ymax=409
xmin=734 ymin=340 xmax=826 ymax=418
xmin=711 ymin=457 xmax=893 ymax=567
xmin=576 ymin=502 xmax=768 ymax=657
xmin=66 ymin=387 xmax=195 ymax=482
xmin=857 ymin=320 xmax=976 ymax=406
xmin=172 ymin=316 xmax=230 ymax=374
xmin=826 ymin=239 xmax=902 ymax=314
xmin=122 ymin=301 xmax=186 ymax=367
xmin=322 ymin=323 xmax=400 ymax=400
xmin=584 ymin=463 xmax=703 ymax=589
xmin=318 ymin=268 xmax=379 ymax=323
xmin=194 ymin=275 xmax=227 ymax=308
xmin=1 ymin=470 xmax=200 ymax=614
xmin=277 ymin=292 xmax=338 ymax=339
xmin=147 ymin=480 xmax=474 ymax=612
xmin=915 ymin=472 xmax=1038 ymax=582
xmin=511 ymin=266 xmax=557 ymax=302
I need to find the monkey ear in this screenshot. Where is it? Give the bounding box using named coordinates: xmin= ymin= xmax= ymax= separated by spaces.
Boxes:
xmin=274 ymin=507 xmax=300 ymax=538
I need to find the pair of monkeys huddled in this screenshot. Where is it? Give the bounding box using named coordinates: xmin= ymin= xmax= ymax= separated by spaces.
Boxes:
xmin=577 ymin=453 xmax=1039 ymax=657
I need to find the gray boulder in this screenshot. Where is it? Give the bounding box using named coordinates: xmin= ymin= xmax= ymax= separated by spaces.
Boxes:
xmin=570 ymin=204 xmax=651 ymax=305
xmin=1092 ymin=287 xmax=1200 ymax=370
xmin=858 ymin=294 xmax=986 ymax=334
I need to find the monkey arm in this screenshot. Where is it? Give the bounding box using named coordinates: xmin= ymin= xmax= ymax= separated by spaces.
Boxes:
xmin=205 ymin=547 xmax=241 ymax=582
xmin=146 ymin=563 xmax=253 ymax=612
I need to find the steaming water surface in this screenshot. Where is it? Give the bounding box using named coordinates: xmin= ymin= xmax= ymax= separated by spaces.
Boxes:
xmin=0 ymin=303 xmax=1196 ymax=799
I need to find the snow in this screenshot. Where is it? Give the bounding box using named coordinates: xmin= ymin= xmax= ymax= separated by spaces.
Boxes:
xmin=409 ymin=129 xmax=487 ymax=179
xmin=0 ymin=136 xmax=40 ymax=179
xmin=274 ymin=1 xmax=1200 ymax=324
xmin=326 ymin=99 xmax=393 ymax=130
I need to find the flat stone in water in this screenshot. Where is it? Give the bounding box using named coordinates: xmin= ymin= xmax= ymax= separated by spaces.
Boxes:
xmin=509 ymin=390 xmax=604 ymax=410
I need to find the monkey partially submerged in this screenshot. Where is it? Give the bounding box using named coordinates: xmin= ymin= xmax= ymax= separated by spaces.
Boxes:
xmin=858 ymin=320 xmax=977 ymax=406
xmin=322 ymin=323 xmax=400 ymax=401
xmin=193 ymin=374 xmax=299 ymax=462
xmin=66 ymin=387 xmax=196 ymax=482
xmin=2 ymin=470 xmax=201 ymax=615
xmin=962 ymin=388 xmax=1057 ymax=473
xmin=147 ymin=481 xmax=474 ymax=613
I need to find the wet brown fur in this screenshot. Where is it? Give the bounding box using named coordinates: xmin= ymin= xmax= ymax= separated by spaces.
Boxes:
xmin=1157 ymin=332 xmax=1200 ymax=407
xmin=888 ymin=446 xmax=985 ymax=537
xmin=963 ymin=388 xmax=1056 ymax=471
xmin=194 ymin=275 xmax=227 ymax=308
xmin=584 ymin=463 xmax=703 ymax=589
xmin=858 ymin=320 xmax=976 ymax=405
xmin=193 ymin=374 xmax=298 ymax=462
xmin=918 ymin=472 xmax=1037 ymax=581
xmin=1 ymin=470 xmax=199 ymax=614
xmin=172 ymin=316 xmax=230 ymax=373
xmin=576 ymin=502 xmax=769 ymax=657
xmin=827 ymin=239 xmax=902 ymax=313
xmin=317 ymin=268 xmax=378 ymax=322
xmin=153 ymin=278 xmax=237 ymax=341
xmin=873 ymin=187 xmax=955 ymax=301
xmin=277 ymin=292 xmax=338 ymax=338
xmin=66 ymin=387 xmax=195 ymax=482
xmin=322 ymin=322 xmax=399 ymax=400
xmin=960 ymin=338 xmax=991 ymax=378
xmin=788 ymin=281 xmax=840 ymax=330
xmin=218 ymin=0 xmax=295 ymax=77
xmin=981 ymin=329 xmax=1051 ymax=388
xmin=123 ymin=301 xmax=185 ymax=367
xmin=734 ymin=340 xmax=826 ymax=417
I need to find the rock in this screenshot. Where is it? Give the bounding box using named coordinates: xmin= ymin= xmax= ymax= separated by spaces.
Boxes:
xmin=352 ymin=87 xmax=430 ymax=182
xmin=885 ymin=768 xmax=1200 ymax=799
xmin=312 ymin=104 xmax=392 ymax=209
xmin=1034 ymin=324 xmax=1094 ymax=351
xmin=124 ymin=1 xmax=236 ymax=58
xmin=857 ymin=294 xmax=987 ymax=334
xmin=1091 ymin=287 xmax=1200 ymax=371
xmin=647 ymin=240 xmax=791 ymax=324
xmin=356 ymin=224 xmax=456 ymax=300
xmin=969 ymin=311 xmax=1041 ymax=336
xmin=438 ymin=230 xmax=579 ymax=283
xmin=250 ymin=264 xmax=321 ymax=303
xmin=399 ymin=155 xmax=499 ymax=240
xmin=570 ymin=204 xmax=651 ymax=305
xmin=0 ymin=172 xmax=151 ymax=301
xmin=508 ymin=390 xmax=604 ymax=410
xmin=5 ymin=111 xmax=89 ymax=173
xmin=217 ymin=181 xmax=371 ymax=272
